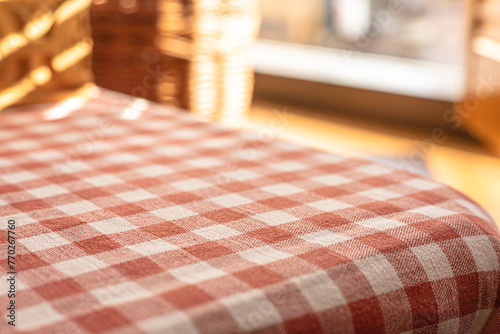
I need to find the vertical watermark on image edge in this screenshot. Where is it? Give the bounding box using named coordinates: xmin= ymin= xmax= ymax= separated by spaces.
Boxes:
xmin=6 ymin=219 xmax=16 ymax=327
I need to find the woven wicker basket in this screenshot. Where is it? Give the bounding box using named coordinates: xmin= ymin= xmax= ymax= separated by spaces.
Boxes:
xmin=91 ymin=0 xmax=260 ymax=125
xmin=186 ymin=0 xmax=260 ymax=124
xmin=0 ymin=0 xmax=93 ymax=111
xmin=91 ymin=0 xmax=161 ymax=103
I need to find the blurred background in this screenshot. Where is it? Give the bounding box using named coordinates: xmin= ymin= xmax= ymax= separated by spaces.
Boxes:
xmin=260 ymin=0 xmax=465 ymax=65
xmin=250 ymin=0 xmax=500 ymax=225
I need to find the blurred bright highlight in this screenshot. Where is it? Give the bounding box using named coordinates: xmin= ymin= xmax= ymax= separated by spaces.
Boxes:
xmin=42 ymin=83 xmax=98 ymax=121
xmin=121 ymin=98 xmax=149 ymax=120
xmin=473 ymin=36 xmax=500 ymax=63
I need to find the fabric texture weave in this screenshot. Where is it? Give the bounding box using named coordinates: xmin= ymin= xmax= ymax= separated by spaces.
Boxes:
xmin=0 ymin=90 xmax=499 ymax=333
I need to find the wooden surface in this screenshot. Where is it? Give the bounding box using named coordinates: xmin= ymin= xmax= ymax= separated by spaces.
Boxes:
xmin=462 ymin=0 xmax=500 ymax=154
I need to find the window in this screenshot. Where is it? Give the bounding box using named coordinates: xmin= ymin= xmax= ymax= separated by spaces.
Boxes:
xmin=255 ymin=0 xmax=466 ymax=102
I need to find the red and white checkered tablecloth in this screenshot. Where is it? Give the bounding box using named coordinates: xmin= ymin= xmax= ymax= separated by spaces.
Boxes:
xmin=0 ymin=89 xmax=499 ymax=334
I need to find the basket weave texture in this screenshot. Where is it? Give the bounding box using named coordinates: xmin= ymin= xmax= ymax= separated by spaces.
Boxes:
xmin=91 ymin=0 xmax=163 ymax=103
xmin=0 ymin=0 xmax=93 ymax=111
xmin=92 ymin=0 xmax=260 ymax=125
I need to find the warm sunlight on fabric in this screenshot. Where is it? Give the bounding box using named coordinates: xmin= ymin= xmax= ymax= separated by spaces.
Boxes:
xmin=121 ymin=98 xmax=149 ymax=120
xmin=42 ymin=97 xmax=87 ymax=121
xmin=52 ymin=40 xmax=93 ymax=72
xmin=40 ymin=83 xmax=98 ymax=121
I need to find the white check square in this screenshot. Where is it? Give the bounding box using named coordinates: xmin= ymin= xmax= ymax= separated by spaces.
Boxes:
xmin=85 ymin=174 xmax=123 ymax=187
xmin=57 ymin=201 xmax=100 ymax=215
xmin=468 ymin=309 xmax=494 ymax=332
xmin=193 ymin=225 xmax=242 ymax=240
xmin=171 ymin=178 xmax=211 ymax=191
xmin=123 ymin=135 xmax=156 ymax=146
xmin=7 ymin=139 xmax=40 ymax=150
xmin=55 ymin=161 xmax=91 ymax=174
xmin=359 ymin=188 xmax=400 ymax=201
xmin=236 ymin=148 xmax=269 ymax=160
xmin=0 ymin=157 xmax=12 ymax=167
xmin=116 ymin=190 xmax=156 ymax=202
xmin=253 ymin=211 xmax=300 ymax=226
xmin=262 ymin=183 xmax=303 ymax=196
xmin=154 ymin=145 xmax=186 ymax=157
xmin=209 ymin=194 xmax=252 ymax=208
xmin=456 ymin=199 xmax=490 ymax=221
xmin=53 ymin=132 xmax=82 ymax=144
xmin=410 ymin=206 xmax=455 ymax=219
xmin=307 ymin=199 xmax=352 ymax=212
xmin=170 ymin=128 xmax=201 ymax=140
xmin=0 ymin=130 xmax=15 ymax=141
xmin=21 ymin=232 xmax=70 ymax=252
xmin=15 ymin=279 xmax=29 ymax=292
xmin=137 ymin=165 xmax=173 ymax=177
xmin=126 ymin=239 xmax=179 ymax=256
xmin=92 ymin=282 xmax=151 ymax=306
xmin=357 ymin=217 xmax=406 ymax=231
xmin=199 ymin=137 xmax=234 ymax=149
xmin=53 ymin=255 xmax=109 ymax=277
xmin=169 ymin=262 xmax=226 ymax=284
xmin=411 ymin=244 xmax=455 ymax=281
xmin=437 ymin=318 xmax=460 ymax=334
xmin=312 ymin=174 xmax=351 ymax=186
xmin=404 ymin=179 xmax=441 ymax=191
xmin=293 ymin=271 xmax=347 ymax=312
xmin=1 ymin=213 xmax=37 ymax=228
xmin=1 ymin=171 xmax=38 ymax=183
xmin=89 ymin=217 xmax=138 ymax=234
xmin=301 ymin=230 xmax=351 ymax=246
xmin=225 ymin=169 xmax=260 ymax=182
xmin=152 ymin=206 xmax=197 ymax=221
xmin=269 ymin=161 xmax=307 ymax=172
xmin=222 ymin=290 xmax=282 ymax=331
xmin=314 ymin=153 xmax=346 ymax=164
xmin=139 ymin=312 xmax=199 ymax=334
xmin=29 ymin=149 xmax=64 ymax=162
xmin=27 ymin=185 xmax=69 ymax=199
xmin=187 ymin=157 xmax=223 ymax=168
xmin=463 ymin=236 xmax=500 ymax=272
xmin=29 ymin=123 xmax=60 ymax=134
xmin=106 ymin=153 xmax=140 ymax=164
xmin=17 ymin=303 xmax=63 ymax=332
xmin=239 ymin=246 xmax=291 ymax=265
xmin=356 ymin=165 xmax=393 ymax=176
xmin=355 ymin=255 xmax=404 ymax=294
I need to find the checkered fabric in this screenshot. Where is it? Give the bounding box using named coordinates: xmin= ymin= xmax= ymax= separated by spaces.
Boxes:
xmin=0 ymin=89 xmax=499 ymax=334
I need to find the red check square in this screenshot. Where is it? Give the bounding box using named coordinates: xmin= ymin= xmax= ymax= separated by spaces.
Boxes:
xmin=184 ymin=241 xmax=233 ymax=261
xmin=233 ymin=266 xmax=284 ymax=288
xmin=162 ymin=286 xmax=214 ymax=309
xmin=247 ymin=227 xmax=296 ymax=244
xmin=75 ymin=235 xmax=122 ymax=255
xmin=74 ymin=308 xmax=132 ymax=333
xmin=113 ymin=258 xmax=164 ymax=279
